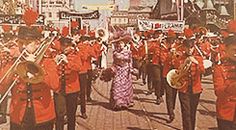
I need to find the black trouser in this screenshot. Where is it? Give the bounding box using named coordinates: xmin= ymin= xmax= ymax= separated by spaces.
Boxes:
xmin=164 ymin=78 xmax=177 ymax=115
xmin=10 ymin=121 xmax=54 ymax=130
xmin=87 ymin=70 xmax=93 ymax=99
xmin=55 ymin=92 xmax=79 ymax=130
xmin=179 ymin=92 xmax=201 ymax=130
xmin=217 ymin=118 xmax=236 ymax=130
xmin=151 ymin=64 xmax=162 ymax=98
xmin=160 ymin=66 xmax=165 ymax=97
xmin=140 ymin=61 xmax=147 ymax=84
xmin=0 ymin=96 xmax=8 ymax=120
xmin=146 ymin=62 xmax=153 ymax=90
xmin=132 ymin=58 xmax=139 ymax=69
xmin=10 ymin=106 xmax=53 ymax=130
xmin=79 ymin=73 xmax=88 ymax=114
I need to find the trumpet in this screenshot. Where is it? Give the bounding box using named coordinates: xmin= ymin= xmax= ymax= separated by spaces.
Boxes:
xmin=0 ymin=36 xmax=56 ymax=104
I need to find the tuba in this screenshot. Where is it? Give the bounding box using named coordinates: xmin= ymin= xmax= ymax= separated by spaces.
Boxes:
xmin=0 ymin=36 xmax=56 ymax=104
xmin=167 ymin=56 xmax=198 ymax=89
xmin=95 ymin=27 xmax=109 ymax=42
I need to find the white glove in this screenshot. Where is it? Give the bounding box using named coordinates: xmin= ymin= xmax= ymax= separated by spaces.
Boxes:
xmin=55 ymin=54 xmax=68 ymax=65
xmin=26 ymin=72 xmax=35 ymax=79
xmin=54 ymin=54 xmax=61 ymax=65
xmin=60 ymin=54 xmax=68 ymax=63
xmin=26 ymin=54 xmax=36 ymax=62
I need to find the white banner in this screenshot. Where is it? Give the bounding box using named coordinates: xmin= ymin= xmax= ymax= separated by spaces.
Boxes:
xmin=138 ymin=19 xmax=185 ymax=32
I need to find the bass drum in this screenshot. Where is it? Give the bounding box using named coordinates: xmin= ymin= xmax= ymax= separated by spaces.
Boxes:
xmin=203 ymin=60 xmax=213 ymax=76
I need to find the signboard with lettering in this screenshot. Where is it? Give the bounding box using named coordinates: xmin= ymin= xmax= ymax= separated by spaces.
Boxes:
xmin=59 ymin=10 xmax=99 ymax=20
xmin=138 ymin=19 xmax=185 ymax=32
xmin=0 ymin=14 xmax=45 ymax=25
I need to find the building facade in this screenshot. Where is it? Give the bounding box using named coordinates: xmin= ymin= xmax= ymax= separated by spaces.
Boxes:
xmin=110 ymin=11 xmax=129 ymax=26
xmin=40 ymin=0 xmax=72 ymax=28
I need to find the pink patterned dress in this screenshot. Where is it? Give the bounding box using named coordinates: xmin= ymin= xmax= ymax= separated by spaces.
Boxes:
xmin=110 ymin=49 xmax=134 ymax=110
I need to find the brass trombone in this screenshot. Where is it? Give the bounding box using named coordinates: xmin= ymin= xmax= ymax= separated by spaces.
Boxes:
xmin=0 ymin=36 xmax=56 ymax=104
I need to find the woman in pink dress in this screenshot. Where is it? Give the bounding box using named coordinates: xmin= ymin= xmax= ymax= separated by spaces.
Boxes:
xmin=110 ymin=38 xmax=134 ymax=111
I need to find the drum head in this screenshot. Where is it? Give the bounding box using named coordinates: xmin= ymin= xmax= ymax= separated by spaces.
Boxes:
xmin=203 ymin=60 xmax=212 ymax=69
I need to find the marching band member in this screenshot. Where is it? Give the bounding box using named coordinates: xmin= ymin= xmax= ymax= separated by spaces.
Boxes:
xmin=53 ymin=26 xmax=82 ymax=130
xmin=210 ymin=35 xmax=224 ymax=66
xmin=86 ymin=32 xmax=101 ymax=101
xmin=0 ymin=8 xmax=59 ymax=130
xmin=147 ymin=30 xmax=163 ymax=104
xmin=213 ymin=21 xmax=236 ymax=130
xmin=175 ymin=33 xmax=205 ymax=130
xmin=145 ymin=30 xmax=155 ymax=94
xmin=0 ymin=24 xmax=16 ymax=124
xmin=77 ymin=32 xmax=97 ymax=119
xmin=137 ymin=31 xmax=150 ymax=86
xmin=161 ymin=30 xmax=182 ymax=122
xmin=91 ymin=35 xmax=103 ymax=68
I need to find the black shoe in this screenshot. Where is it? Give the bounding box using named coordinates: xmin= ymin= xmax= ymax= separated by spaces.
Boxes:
xmin=143 ymin=81 xmax=146 ymax=85
xmin=145 ymin=91 xmax=153 ymax=95
xmin=166 ymin=114 xmax=175 ymax=123
xmin=121 ymin=106 xmax=128 ymax=110
xmin=81 ymin=113 xmax=88 ymax=119
xmin=156 ymin=97 xmax=163 ymax=105
xmin=113 ymin=107 xmax=121 ymax=111
xmin=87 ymin=97 xmax=92 ymax=102
xmin=156 ymin=99 xmax=161 ymax=105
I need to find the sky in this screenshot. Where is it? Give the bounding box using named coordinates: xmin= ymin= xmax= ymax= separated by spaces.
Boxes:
xmin=75 ymin=0 xmax=129 ymax=11
xmin=75 ymin=0 xmax=112 ymax=11
xmin=74 ymin=0 xmax=130 ymax=29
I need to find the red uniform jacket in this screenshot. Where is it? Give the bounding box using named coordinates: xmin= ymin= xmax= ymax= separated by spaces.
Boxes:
xmin=160 ymin=43 xmax=171 ymax=78
xmin=148 ymin=40 xmax=161 ymax=65
xmin=178 ymin=55 xmax=205 ymax=94
xmin=138 ymin=42 xmax=146 ymax=60
xmin=130 ymin=42 xmax=140 ymax=60
xmin=211 ymin=44 xmax=225 ymax=64
xmin=77 ymin=42 xmax=96 ymax=73
xmin=0 ymin=58 xmax=59 ymax=125
xmin=213 ymin=61 xmax=236 ymax=121
xmin=56 ymin=50 xmax=82 ymax=94
xmin=200 ymin=41 xmax=211 ymax=58
xmin=171 ymin=43 xmax=186 ymax=69
xmin=92 ymin=42 xmax=102 ymax=59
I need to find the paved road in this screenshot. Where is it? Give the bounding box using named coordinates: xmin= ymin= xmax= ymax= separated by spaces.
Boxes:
xmin=74 ymin=75 xmax=217 ymax=130
xmin=0 ymin=48 xmax=218 ymax=130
